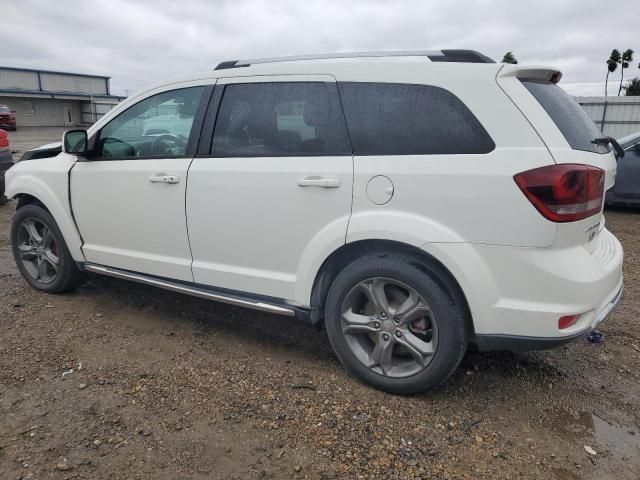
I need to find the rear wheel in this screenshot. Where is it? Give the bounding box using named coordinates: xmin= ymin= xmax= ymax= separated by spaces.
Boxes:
xmin=324 ymin=254 xmax=468 ymax=394
xmin=11 ymin=204 xmax=84 ymax=293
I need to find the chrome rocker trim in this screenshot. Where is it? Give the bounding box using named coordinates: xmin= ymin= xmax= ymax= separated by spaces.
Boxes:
xmin=84 ymin=264 xmax=296 ymax=317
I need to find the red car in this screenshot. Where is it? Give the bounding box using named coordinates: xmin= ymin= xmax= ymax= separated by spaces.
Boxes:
xmin=0 ymin=128 xmax=13 ymax=204
xmin=0 ymin=105 xmax=16 ymax=131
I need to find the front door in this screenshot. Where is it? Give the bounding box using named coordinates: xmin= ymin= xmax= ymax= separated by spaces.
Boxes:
xmin=70 ymin=85 xmax=208 ymax=281
xmin=187 ymin=77 xmax=353 ymax=300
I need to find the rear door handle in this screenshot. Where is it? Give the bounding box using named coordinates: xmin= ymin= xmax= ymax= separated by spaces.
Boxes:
xmin=149 ymin=174 xmax=180 ymax=184
xmin=297 ymin=176 xmax=341 ymax=188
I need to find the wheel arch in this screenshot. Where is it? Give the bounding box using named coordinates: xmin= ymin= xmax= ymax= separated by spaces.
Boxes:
xmin=308 ymin=239 xmax=474 ymax=335
xmin=7 ymin=182 xmax=85 ymax=262
xmin=15 ymin=193 xmax=51 ymax=212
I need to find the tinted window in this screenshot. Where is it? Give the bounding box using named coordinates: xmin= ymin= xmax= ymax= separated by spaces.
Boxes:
xmin=98 ymin=87 xmax=204 ymax=158
xmin=212 ymin=82 xmax=351 ymax=156
xmin=521 ymin=80 xmax=608 ymax=154
xmin=338 ymin=82 xmax=494 ymax=155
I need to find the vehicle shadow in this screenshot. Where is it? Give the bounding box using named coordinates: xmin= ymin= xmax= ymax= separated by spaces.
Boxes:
xmin=73 ymin=273 xmax=562 ymax=395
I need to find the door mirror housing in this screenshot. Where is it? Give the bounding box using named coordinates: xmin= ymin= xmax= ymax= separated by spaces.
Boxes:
xmin=62 ymin=129 xmax=88 ymax=155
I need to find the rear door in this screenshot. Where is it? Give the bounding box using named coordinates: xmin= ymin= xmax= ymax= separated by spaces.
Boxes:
xmin=186 ymin=76 xmax=353 ymax=300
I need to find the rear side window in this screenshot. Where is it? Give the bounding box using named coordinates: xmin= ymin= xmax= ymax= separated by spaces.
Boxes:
xmin=521 ymin=80 xmax=608 ymax=154
xmin=212 ymin=82 xmax=351 ymax=156
xmin=338 ymin=82 xmax=494 ymax=155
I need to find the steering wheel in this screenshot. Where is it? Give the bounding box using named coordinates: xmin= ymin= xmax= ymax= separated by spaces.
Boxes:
xmin=150 ymin=134 xmax=182 ymax=156
xmin=101 ymin=137 xmax=135 ymax=158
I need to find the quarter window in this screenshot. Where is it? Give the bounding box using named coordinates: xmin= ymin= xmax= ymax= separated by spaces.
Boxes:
xmin=212 ymin=82 xmax=351 ymax=156
xmin=338 ymin=82 xmax=495 ymax=155
xmin=97 ymin=87 xmax=204 ymax=159
xmin=521 ymin=80 xmax=608 ymax=154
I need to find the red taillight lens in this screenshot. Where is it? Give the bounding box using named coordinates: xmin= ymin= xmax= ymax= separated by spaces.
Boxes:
xmin=514 ymin=164 xmax=605 ymax=222
xmin=0 ymin=131 xmax=8 ymax=149
xmin=558 ymin=314 xmax=579 ymax=330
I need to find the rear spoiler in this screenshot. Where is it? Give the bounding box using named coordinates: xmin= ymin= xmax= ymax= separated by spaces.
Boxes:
xmin=497 ymin=65 xmax=562 ymax=83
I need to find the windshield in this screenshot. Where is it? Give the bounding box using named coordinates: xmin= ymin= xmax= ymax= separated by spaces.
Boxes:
xmin=521 ymin=80 xmax=609 ymax=154
xmin=0 ymin=106 xmax=10 ymax=112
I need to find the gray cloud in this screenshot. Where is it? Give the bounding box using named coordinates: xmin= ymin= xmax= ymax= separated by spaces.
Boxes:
xmin=2 ymin=0 xmax=638 ymax=97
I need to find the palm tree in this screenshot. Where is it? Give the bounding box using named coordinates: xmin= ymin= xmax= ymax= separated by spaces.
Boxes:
xmin=625 ymin=78 xmax=640 ymax=96
xmin=605 ymin=49 xmax=621 ymax=96
xmin=618 ymin=49 xmax=634 ymax=95
xmin=501 ymin=52 xmax=517 ymax=64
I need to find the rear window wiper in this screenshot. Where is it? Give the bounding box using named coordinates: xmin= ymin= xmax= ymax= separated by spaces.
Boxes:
xmin=592 ymin=136 xmax=625 ymax=159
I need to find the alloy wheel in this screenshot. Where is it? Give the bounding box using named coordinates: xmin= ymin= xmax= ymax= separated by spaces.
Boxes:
xmin=340 ymin=277 xmax=438 ymax=378
xmin=16 ymin=217 xmax=60 ymax=284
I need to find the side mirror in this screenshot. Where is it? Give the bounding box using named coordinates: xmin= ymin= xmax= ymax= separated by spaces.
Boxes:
xmin=62 ymin=129 xmax=88 ymax=155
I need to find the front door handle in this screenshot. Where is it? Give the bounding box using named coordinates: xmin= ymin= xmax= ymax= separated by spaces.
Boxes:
xmin=149 ymin=174 xmax=180 ymax=184
xmin=297 ymin=176 xmax=341 ymax=188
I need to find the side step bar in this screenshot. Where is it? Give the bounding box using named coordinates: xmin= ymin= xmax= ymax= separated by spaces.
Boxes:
xmin=84 ymin=264 xmax=296 ymax=317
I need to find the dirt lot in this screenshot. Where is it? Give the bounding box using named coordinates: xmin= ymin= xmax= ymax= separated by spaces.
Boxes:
xmin=7 ymin=127 xmax=66 ymax=158
xmin=1 ymin=139 xmax=639 ymax=479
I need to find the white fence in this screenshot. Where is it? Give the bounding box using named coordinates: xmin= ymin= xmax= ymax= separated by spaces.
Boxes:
xmin=576 ymin=96 xmax=640 ymax=138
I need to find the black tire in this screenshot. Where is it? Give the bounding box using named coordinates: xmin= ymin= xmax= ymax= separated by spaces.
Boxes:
xmin=324 ymin=254 xmax=469 ymax=394
xmin=11 ymin=204 xmax=85 ymax=293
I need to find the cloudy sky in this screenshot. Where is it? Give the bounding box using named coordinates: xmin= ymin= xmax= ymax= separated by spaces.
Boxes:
xmin=2 ymin=0 xmax=639 ymax=97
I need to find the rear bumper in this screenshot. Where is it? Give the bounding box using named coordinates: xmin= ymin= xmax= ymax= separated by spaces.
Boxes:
xmin=423 ymin=226 xmax=624 ymax=343
xmin=473 ymin=282 xmax=623 ymax=351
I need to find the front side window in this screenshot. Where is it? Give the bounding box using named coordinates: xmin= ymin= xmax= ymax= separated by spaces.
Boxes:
xmin=97 ymin=87 xmax=204 ymax=159
xmin=338 ymin=82 xmax=495 ymax=156
xmin=212 ymin=82 xmax=351 ymax=156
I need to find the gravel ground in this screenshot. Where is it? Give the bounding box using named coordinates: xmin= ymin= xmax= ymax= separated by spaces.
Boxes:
xmin=1 ymin=161 xmax=639 ymax=478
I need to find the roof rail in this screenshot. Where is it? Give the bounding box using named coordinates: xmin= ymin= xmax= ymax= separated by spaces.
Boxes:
xmin=214 ymin=49 xmax=495 ymax=70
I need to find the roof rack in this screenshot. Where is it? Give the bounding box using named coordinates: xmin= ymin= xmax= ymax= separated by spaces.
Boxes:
xmin=214 ymin=49 xmax=495 ymax=70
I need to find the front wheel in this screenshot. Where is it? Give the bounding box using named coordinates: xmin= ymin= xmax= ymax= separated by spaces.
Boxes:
xmin=11 ymin=204 xmax=84 ymax=293
xmin=324 ymin=254 xmax=469 ymax=394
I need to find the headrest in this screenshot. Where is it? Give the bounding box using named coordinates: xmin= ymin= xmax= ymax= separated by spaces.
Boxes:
xmin=247 ymin=106 xmax=277 ymax=140
xmin=303 ymin=101 xmax=330 ymax=127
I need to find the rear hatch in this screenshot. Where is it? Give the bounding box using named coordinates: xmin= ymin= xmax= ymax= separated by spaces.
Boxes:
xmin=497 ymin=66 xmax=617 ymax=252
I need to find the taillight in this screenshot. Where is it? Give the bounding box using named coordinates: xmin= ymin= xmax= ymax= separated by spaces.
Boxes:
xmin=0 ymin=132 xmax=8 ymax=150
xmin=514 ymin=164 xmax=605 ymax=222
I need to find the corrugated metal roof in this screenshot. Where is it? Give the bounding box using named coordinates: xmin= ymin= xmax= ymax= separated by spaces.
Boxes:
xmin=0 ymin=89 xmax=124 ymax=101
xmin=0 ymin=65 xmax=110 ymax=79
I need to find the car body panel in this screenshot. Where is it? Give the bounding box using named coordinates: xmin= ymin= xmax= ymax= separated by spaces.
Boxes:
xmin=70 ymin=157 xmax=195 ymax=281
xmin=5 ymin=152 xmax=85 ymax=260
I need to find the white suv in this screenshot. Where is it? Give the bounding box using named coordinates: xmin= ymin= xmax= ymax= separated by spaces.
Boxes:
xmin=5 ymin=50 xmax=624 ymax=394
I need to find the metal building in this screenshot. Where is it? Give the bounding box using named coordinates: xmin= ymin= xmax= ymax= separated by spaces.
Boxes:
xmin=0 ymin=66 xmax=125 ymax=127
xmin=576 ymin=96 xmax=640 ymax=138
